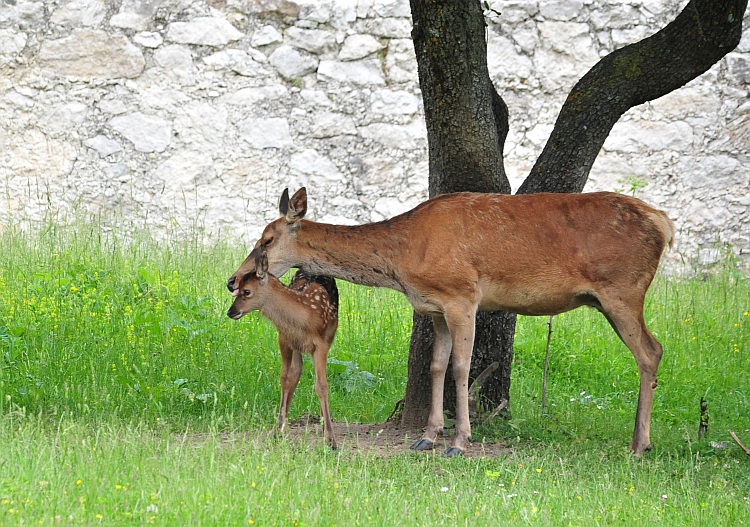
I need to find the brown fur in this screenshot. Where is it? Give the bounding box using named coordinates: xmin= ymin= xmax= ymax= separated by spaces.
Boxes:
xmin=228 ymin=252 xmax=339 ymax=449
xmin=228 ymin=188 xmax=674 ymax=456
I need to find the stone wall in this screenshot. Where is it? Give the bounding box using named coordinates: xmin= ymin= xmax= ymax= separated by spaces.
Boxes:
xmin=1 ymin=0 xmax=748 ymax=269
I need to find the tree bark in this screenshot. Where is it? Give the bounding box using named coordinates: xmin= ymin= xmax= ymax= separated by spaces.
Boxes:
xmin=402 ymin=0 xmax=515 ymax=427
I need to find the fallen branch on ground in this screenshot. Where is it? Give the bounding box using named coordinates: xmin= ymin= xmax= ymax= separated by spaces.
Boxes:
xmin=728 ymin=430 xmax=750 ymax=456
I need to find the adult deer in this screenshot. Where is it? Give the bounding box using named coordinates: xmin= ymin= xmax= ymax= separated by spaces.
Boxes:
xmin=228 ymin=188 xmax=674 ymax=457
xmin=227 ymin=249 xmax=340 ymax=449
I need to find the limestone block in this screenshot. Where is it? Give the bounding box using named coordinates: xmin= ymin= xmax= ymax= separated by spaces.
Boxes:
xmin=232 ymin=0 xmax=300 ymax=18
xmin=329 ymin=1 xmax=357 ymax=31
xmin=37 ymin=30 xmax=145 ymax=80
xmin=289 ymin=149 xmax=343 ymax=180
xmin=590 ymin=5 xmax=646 ymax=31
xmin=487 ymin=32 xmax=535 ymax=82
xmin=269 ymin=45 xmax=319 ymax=80
xmin=359 ymin=120 xmax=426 ymax=149
xmin=109 ymin=112 xmax=172 ymax=153
xmin=110 ymin=12 xmax=150 ymax=31
xmin=85 ymin=135 xmax=123 ymax=158
xmin=203 ymin=49 xmax=268 ymax=77
xmin=372 ymin=0 xmax=411 ymax=18
xmin=384 ymin=38 xmax=416 ymax=84
xmin=0 ymin=0 xmax=46 ymax=27
xmin=6 ymin=129 xmax=77 ymax=178
xmin=538 ymin=0 xmax=585 ymax=21
xmin=677 ymin=155 xmax=743 ymax=188
xmin=174 ymin=102 xmax=229 ymax=151
xmin=240 ymin=117 xmax=294 ymax=149
xmin=370 ymin=89 xmax=419 ymax=115
xmin=604 ymin=120 xmax=694 ymax=154
xmin=154 ymin=151 xmax=215 ymax=192
xmin=510 ymin=23 xmax=539 ymax=54
xmin=133 ymin=32 xmax=163 ymax=48
xmin=251 ymin=25 xmax=283 ymax=47
xmin=153 ymin=45 xmax=195 ymax=84
xmin=49 ymin=0 xmax=107 ymax=28
xmin=284 ymin=26 xmax=336 ymax=54
xmin=318 ymin=59 xmax=385 ymax=85
xmin=726 ymin=54 xmax=750 ymax=85
xmin=296 ymin=0 xmax=333 ymax=24
xmin=299 ymin=89 xmax=334 ymax=108
xmin=358 ymin=17 xmax=412 ymax=38
xmin=166 ymin=17 xmax=244 ymax=47
xmin=0 ymin=29 xmax=27 ymax=66
xmin=307 ymin=111 xmax=358 ymax=138
xmin=537 ymin=22 xmax=598 ymax=63
xmin=339 ymin=34 xmax=384 ymax=61
xmin=487 ymin=1 xmax=538 ymax=25
xmin=42 ymin=102 xmax=88 ymax=134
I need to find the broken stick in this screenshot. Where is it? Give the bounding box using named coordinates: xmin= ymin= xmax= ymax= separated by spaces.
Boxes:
xmin=728 ymin=430 xmax=750 ymax=456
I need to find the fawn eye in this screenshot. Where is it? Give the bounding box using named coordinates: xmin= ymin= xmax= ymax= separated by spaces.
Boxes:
xmin=243 ymin=290 xmax=252 ymax=297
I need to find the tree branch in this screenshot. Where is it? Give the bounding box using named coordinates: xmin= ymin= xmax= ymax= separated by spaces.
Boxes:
xmin=518 ymin=0 xmax=748 ymax=195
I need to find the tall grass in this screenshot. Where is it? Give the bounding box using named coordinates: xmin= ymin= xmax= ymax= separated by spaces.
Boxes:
xmin=0 ymin=217 xmax=412 ymax=429
xmin=1 ymin=217 xmax=748 ymax=526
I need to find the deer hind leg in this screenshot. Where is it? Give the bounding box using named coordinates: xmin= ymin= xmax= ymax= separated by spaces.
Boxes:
xmin=443 ymin=307 xmax=477 ymax=457
xmin=277 ymin=340 xmax=303 ymax=436
xmin=600 ymin=297 xmax=663 ymax=456
xmin=410 ymin=314 xmax=453 ymax=452
xmin=312 ymin=342 xmax=337 ymax=450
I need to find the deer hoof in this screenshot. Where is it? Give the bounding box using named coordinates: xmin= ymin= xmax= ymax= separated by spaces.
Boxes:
xmin=443 ymin=447 xmax=464 ymax=458
xmin=410 ymin=438 xmax=435 ymax=451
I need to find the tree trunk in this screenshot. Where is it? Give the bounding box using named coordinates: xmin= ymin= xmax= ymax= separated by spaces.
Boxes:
xmin=402 ymin=0 xmax=514 ymax=427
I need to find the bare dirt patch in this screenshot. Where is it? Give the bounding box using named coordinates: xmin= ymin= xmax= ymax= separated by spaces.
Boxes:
xmin=225 ymin=415 xmax=513 ymax=458
xmin=180 ymin=415 xmax=512 ymax=458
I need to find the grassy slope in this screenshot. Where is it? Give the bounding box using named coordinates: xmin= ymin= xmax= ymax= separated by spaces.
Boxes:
xmin=1 ymin=219 xmax=748 ymax=526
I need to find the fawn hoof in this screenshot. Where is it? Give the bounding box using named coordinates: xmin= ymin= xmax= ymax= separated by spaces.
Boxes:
xmin=410 ymin=438 xmax=435 ymax=451
xmin=443 ymin=447 xmax=464 ymax=458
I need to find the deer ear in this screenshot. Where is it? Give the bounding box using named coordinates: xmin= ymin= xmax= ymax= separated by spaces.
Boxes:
xmin=255 ymin=250 xmax=269 ymax=285
xmin=278 ymin=188 xmax=290 ymax=216
xmin=286 ymin=187 xmax=307 ymax=225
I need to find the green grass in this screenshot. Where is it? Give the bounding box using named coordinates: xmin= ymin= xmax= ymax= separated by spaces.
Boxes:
xmin=1 ymin=217 xmax=749 ymax=526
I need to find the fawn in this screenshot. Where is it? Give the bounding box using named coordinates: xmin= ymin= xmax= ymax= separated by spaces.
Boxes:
xmin=227 ymin=249 xmax=340 ymax=449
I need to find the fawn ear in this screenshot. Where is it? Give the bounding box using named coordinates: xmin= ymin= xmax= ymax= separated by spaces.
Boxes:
xmin=286 ymin=187 xmax=307 ymax=225
xmin=278 ymin=188 xmax=290 ymax=216
xmin=255 ymin=250 xmax=269 ymax=285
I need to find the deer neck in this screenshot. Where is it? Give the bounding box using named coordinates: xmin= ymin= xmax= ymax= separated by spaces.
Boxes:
xmin=296 ymin=221 xmax=407 ymax=292
xmin=258 ymin=280 xmax=312 ymax=337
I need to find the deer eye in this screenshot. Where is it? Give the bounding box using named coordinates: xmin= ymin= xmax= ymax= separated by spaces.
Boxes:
xmin=262 ymin=236 xmax=274 ymax=247
xmin=243 ymin=290 xmax=252 ymax=297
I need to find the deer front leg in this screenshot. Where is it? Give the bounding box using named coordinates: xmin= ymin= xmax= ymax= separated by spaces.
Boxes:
xmin=411 ymin=314 xmax=453 ymax=452
xmin=276 ymin=341 xmax=303 ymax=436
xmin=312 ymin=343 xmax=337 ymax=450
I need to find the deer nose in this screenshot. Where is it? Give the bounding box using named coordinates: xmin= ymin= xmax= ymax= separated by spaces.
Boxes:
xmin=227 ymin=276 xmax=236 ymax=292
